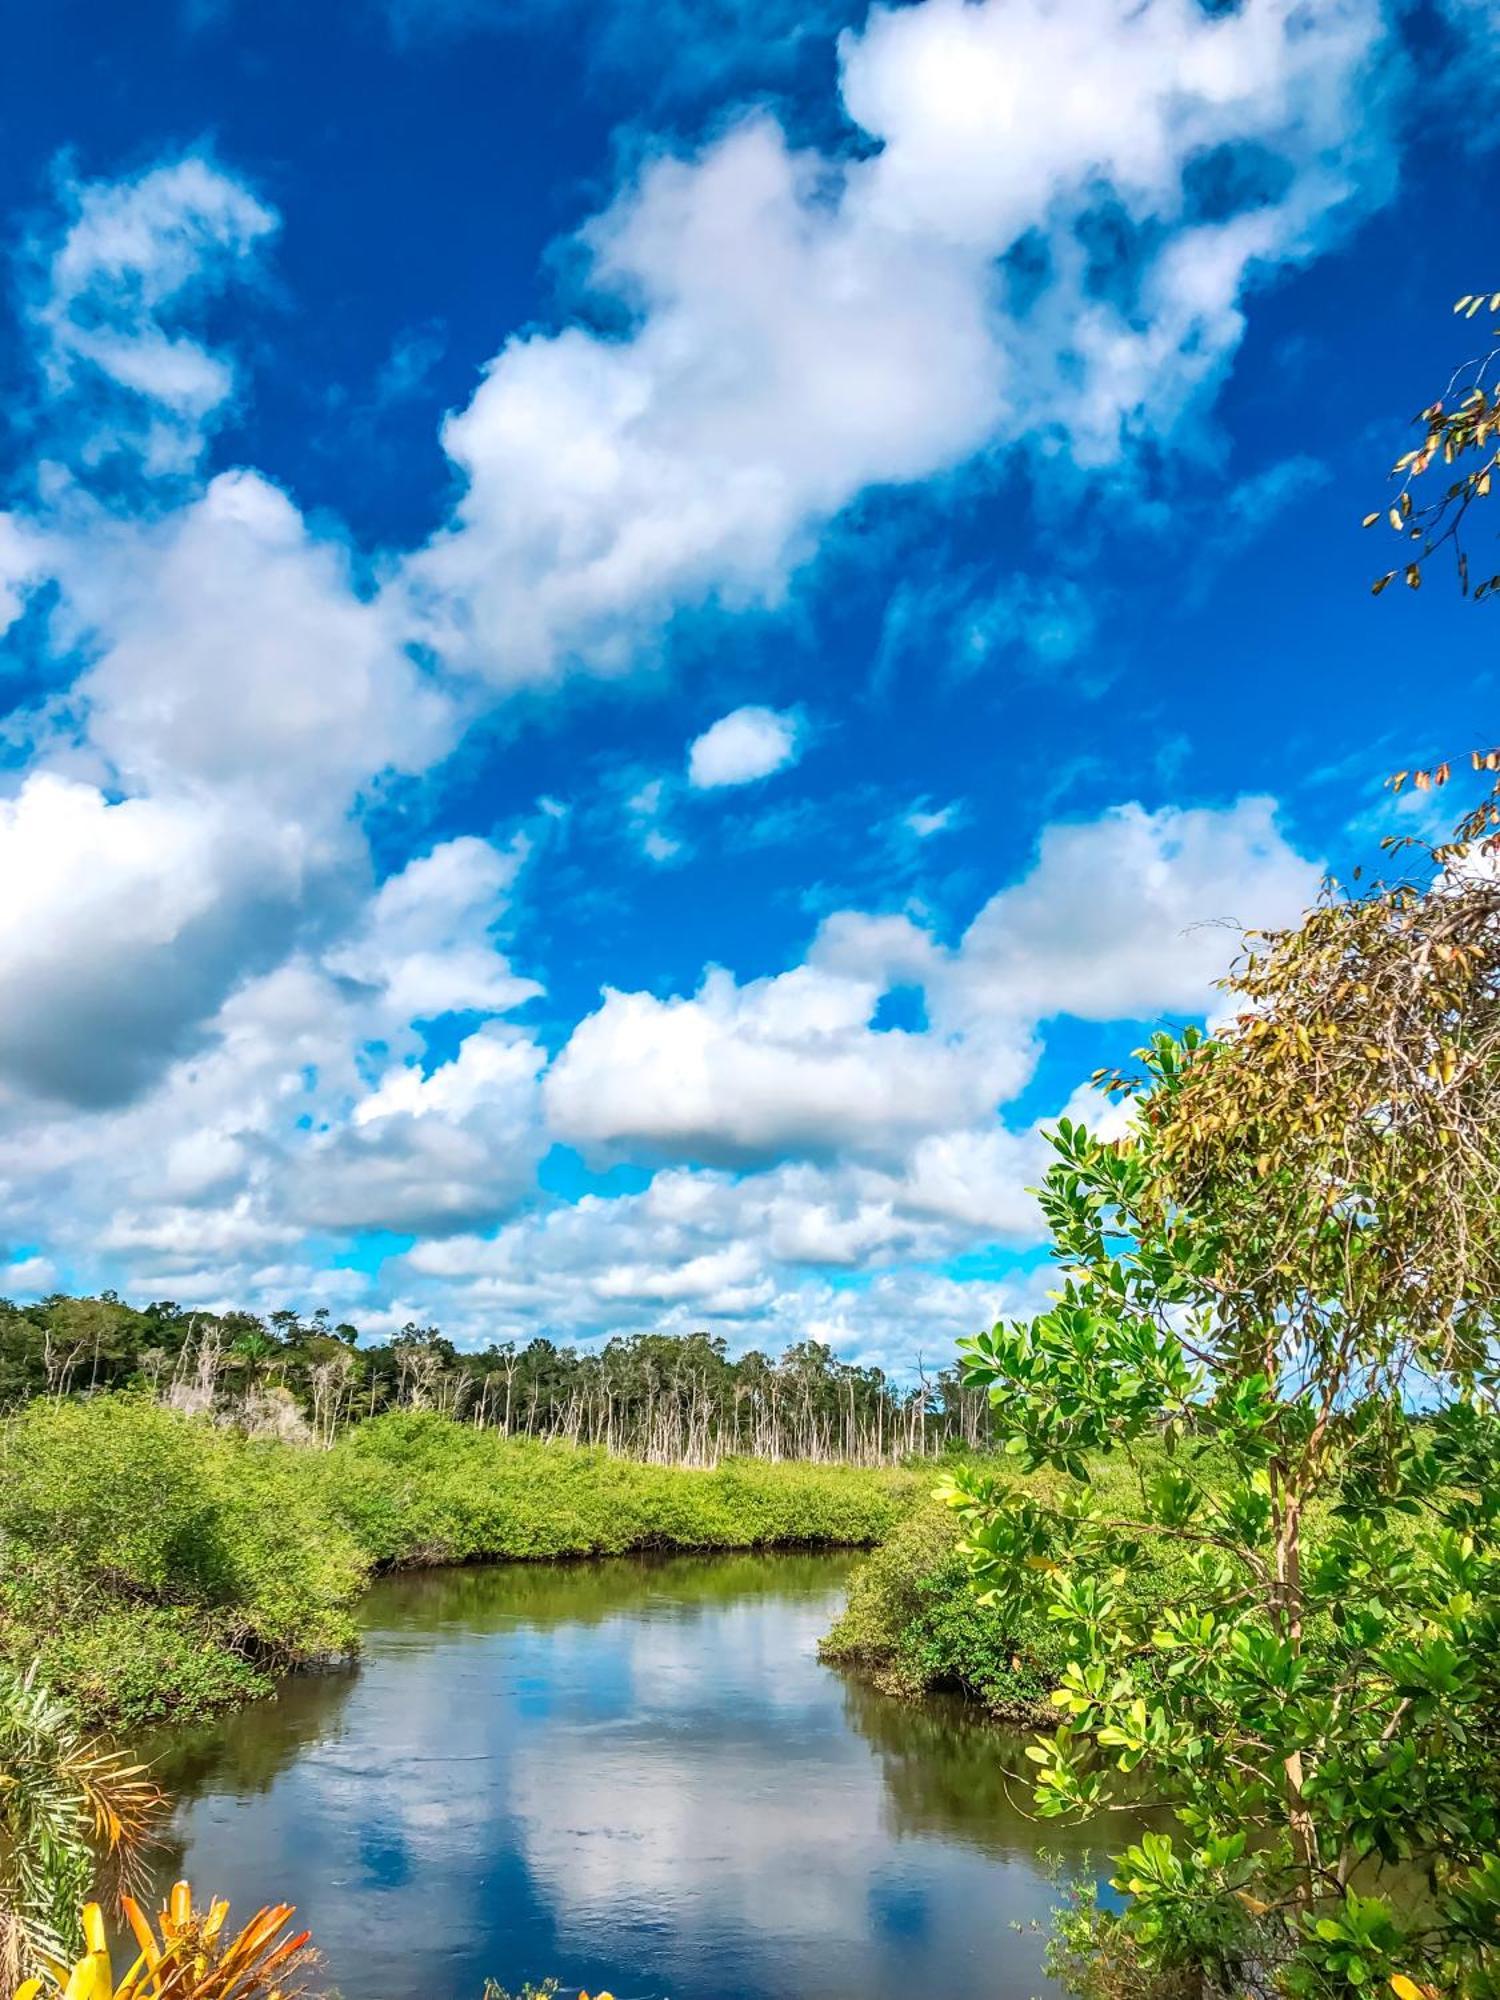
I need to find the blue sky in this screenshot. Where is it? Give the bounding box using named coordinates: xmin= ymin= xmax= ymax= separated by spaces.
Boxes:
xmin=0 ymin=0 xmax=1495 ymax=1366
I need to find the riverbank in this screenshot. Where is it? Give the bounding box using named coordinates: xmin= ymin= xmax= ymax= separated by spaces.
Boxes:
xmin=0 ymin=1395 xmax=923 ymax=1729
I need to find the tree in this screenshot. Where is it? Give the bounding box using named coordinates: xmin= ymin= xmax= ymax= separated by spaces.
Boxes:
xmin=1365 ymin=292 xmax=1500 ymax=606
xmin=945 ymin=852 xmax=1500 ymax=1999
xmin=228 ymin=1331 xmax=275 ymax=1391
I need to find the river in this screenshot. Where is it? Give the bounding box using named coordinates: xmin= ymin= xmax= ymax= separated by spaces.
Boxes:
xmin=147 ymin=1551 xmax=1118 ymax=2000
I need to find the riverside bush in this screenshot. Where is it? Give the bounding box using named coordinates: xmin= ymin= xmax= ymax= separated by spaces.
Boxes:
xmin=0 ymin=1397 xmax=365 ymax=1728
xmin=823 ymin=1452 xmax=1197 ymax=1717
xmin=821 ymin=1500 xmax=1062 ymax=1715
xmin=324 ymin=1412 xmax=918 ymax=1563
xmin=0 ymin=1396 xmax=919 ymax=1728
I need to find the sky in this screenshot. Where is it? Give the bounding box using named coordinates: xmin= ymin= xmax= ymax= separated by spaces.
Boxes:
xmin=0 ymin=0 xmax=1496 ymax=1370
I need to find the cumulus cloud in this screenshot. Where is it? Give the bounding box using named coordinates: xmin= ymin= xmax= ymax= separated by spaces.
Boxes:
xmin=949 ymin=797 xmax=1321 ymax=1023
xmin=327 ymin=836 xmax=540 ymax=1020
xmin=295 ymin=1023 xmax=549 ymax=1235
xmin=687 ymin=706 xmax=801 ymax=789
xmin=546 ymin=962 xmax=1029 ymax=1167
xmin=396 ymin=1166 xmax=1035 ymax=1353
xmin=51 ymin=470 xmax=453 ymax=817
xmin=0 ymin=468 xmax=458 ymax=1112
xmin=0 ymin=793 xmax=1312 ymax=1361
xmin=543 ymin=796 xmax=1315 ymax=1194
xmin=0 ymin=824 xmax=549 ymax=1269
xmin=401 ymin=0 xmax=1388 ymax=685
xmin=0 ymin=773 xmax=314 ymax=1106
xmin=0 ymin=1255 xmax=59 ymax=1299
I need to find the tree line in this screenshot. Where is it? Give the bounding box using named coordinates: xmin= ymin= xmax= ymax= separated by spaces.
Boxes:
xmin=0 ymin=1293 xmax=992 ymax=1462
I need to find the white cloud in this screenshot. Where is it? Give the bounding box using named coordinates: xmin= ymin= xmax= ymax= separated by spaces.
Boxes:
xmin=546 ymin=961 xmax=1029 ymax=1167
xmin=30 ymin=154 xmax=277 ymax=473
xmin=903 ymin=800 xmax=962 ymax=842
xmin=0 ymin=773 xmax=313 ymax=1107
xmin=297 ymin=1023 xmax=549 ymax=1235
xmin=51 ymin=470 xmax=453 ymax=818
xmin=0 ymin=795 xmax=1305 ymax=1365
xmin=327 ymin=836 xmax=540 ymax=1021
xmin=622 ymin=775 xmax=688 ymax=864
xmin=0 ymin=468 xmax=459 ymax=1113
xmin=688 ymin=706 xmax=802 ymax=789
xmin=0 ymin=1255 xmax=58 ymax=1300
xmin=401 ymin=0 xmax=1388 ymax=684
xmin=394 ymin=1162 xmax=1048 ymax=1365
xmin=949 ymin=797 xmax=1321 ymax=1023
xmin=0 ymin=516 xmax=41 ymax=637
xmin=542 ymin=796 xmax=1315 ymax=1192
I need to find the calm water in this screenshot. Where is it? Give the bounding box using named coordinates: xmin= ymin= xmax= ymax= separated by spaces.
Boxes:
xmin=147 ymin=1553 xmax=1117 ymax=2000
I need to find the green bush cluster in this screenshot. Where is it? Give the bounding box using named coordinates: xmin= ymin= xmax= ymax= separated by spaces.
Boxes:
xmin=0 ymin=1397 xmax=918 ymax=1729
xmin=0 ymin=1397 xmax=367 ymax=1729
xmin=328 ymin=1412 xmax=919 ymax=1565
xmin=822 ymin=1452 xmax=1198 ymax=1718
xmin=820 ymin=1499 xmax=1061 ymax=1715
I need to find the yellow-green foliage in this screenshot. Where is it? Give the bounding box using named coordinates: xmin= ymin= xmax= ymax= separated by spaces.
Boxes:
xmin=821 ymin=1498 xmax=1065 ymax=1716
xmin=0 ymin=1397 xmax=919 ymax=1729
xmin=328 ymin=1412 xmax=919 ymax=1565
xmin=0 ymin=1398 xmax=367 ymax=1726
xmin=823 ymin=1450 xmax=1201 ymax=1716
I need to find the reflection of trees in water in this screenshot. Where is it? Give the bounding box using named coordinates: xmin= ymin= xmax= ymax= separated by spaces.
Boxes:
xmin=836 ymin=1671 xmax=1122 ymax=1873
xmin=140 ymin=1659 xmax=360 ymax=1805
xmin=361 ymin=1548 xmax=857 ymax=1636
xmin=137 ymin=1553 xmax=855 ymax=1882
xmin=130 ymin=1661 xmax=361 ymax=1902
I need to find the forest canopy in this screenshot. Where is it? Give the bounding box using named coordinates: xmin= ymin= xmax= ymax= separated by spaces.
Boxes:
xmin=0 ymin=1293 xmax=988 ymax=1463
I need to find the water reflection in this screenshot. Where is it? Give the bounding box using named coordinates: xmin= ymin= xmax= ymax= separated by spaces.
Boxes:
xmin=147 ymin=1554 xmax=1125 ymax=2000
xmin=838 ymin=1676 xmax=1108 ymax=1869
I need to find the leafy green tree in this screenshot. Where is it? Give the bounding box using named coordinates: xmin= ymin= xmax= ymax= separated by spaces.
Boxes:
xmin=946 ymin=853 xmax=1500 ymax=1998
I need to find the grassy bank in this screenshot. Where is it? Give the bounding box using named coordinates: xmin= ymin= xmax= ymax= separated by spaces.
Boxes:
xmin=0 ymin=1396 xmax=920 ymax=1729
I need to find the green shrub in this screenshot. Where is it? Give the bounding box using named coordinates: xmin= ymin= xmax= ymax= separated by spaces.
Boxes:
xmin=323 ymin=1413 xmax=917 ymax=1566
xmin=0 ymin=1397 xmax=364 ymax=1727
xmin=33 ymin=1607 xmax=273 ymax=1725
xmin=821 ymin=1498 xmax=1062 ymax=1715
xmin=823 ymin=1452 xmax=1201 ymax=1718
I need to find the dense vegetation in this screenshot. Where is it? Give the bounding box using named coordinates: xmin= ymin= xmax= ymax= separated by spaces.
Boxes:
xmin=821 ymin=1497 xmax=1065 ymax=1715
xmin=0 ymin=1298 xmax=988 ymax=1461
xmin=0 ymin=1396 xmax=919 ymax=1730
xmin=0 ymin=1664 xmax=161 ymax=1985
xmin=822 ymin=1451 xmax=1196 ymax=1720
xmin=945 ymin=837 xmax=1500 ymax=1999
